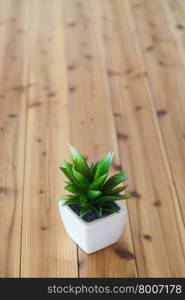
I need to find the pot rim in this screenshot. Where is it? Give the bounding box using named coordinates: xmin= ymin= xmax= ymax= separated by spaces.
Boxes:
xmin=59 ymin=200 xmax=127 ymax=226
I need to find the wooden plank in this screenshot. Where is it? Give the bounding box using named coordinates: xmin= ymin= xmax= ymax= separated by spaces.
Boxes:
xmin=162 ymin=1 xmax=185 ymax=74
xmin=0 ymin=0 xmax=28 ymax=277
xmin=98 ymin=0 xmax=185 ymax=277
xmin=130 ymin=0 xmax=185 ymax=222
xmin=21 ymin=0 xmax=78 ymax=277
xmin=63 ymin=0 xmax=138 ymax=278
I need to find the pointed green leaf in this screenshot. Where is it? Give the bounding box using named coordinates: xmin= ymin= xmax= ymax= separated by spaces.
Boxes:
xmin=99 ymin=207 xmax=103 ymax=217
xmin=64 ymin=161 xmax=83 ymax=186
xmin=72 ymin=167 xmax=89 ymax=189
xmin=79 ymin=195 xmax=88 ymax=206
xmin=59 ymin=167 xmax=78 ymax=185
xmin=90 ymin=173 xmax=107 ymax=190
xmin=95 ymin=194 xmax=129 ymax=203
xmin=106 ymin=185 xmax=128 ymax=195
xmin=103 ymin=172 xmax=128 ymax=191
xmin=79 ymin=207 xmax=91 ymax=218
xmin=87 ymin=189 xmax=102 ymax=200
xmin=94 ymin=152 xmax=114 ymax=179
xmin=62 ymin=199 xmax=78 ymax=206
xmin=92 ymin=161 xmax=99 ymax=178
xmin=64 ymin=161 xmax=74 ymax=176
xmin=90 ymin=162 xmax=95 ymax=174
xmin=64 ymin=160 xmax=73 ymax=169
xmin=68 ymin=144 xmax=91 ymax=179
xmin=121 ymin=194 xmax=133 ymax=199
xmin=59 ymin=195 xmax=77 ymax=201
xmin=59 ymin=166 xmax=70 ymax=180
xmin=88 ymin=204 xmax=99 ymax=214
xmin=64 ymin=180 xmax=72 ymax=185
xmin=103 ymin=207 xmax=120 ymax=213
xmin=64 ymin=184 xmax=82 ymax=195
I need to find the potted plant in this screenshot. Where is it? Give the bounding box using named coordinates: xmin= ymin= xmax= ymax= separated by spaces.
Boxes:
xmin=58 ymin=145 xmax=132 ymax=254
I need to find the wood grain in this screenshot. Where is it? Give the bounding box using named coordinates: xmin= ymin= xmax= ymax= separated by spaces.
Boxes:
xmin=98 ymin=0 xmax=185 ymax=277
xmin=0 ymin=0 xmax=185 ymax=278
xmin=21 ymin=0 xmax=77 ymax=277
xmin=62 ymin=0 xmax=137 ymax=278
xmin=0 ymin=0 xmax=28 ymax=277
xmin=130 ymin=0 xmax=185 ymax=222
xmin=163 ymin=0 xmax=185 ymax=70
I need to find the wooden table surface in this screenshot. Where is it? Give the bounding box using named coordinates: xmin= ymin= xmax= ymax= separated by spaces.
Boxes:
xmin=0 ymin=0 xmax=185 ymax=278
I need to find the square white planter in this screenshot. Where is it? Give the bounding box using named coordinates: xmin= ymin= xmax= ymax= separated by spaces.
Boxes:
xmin=59 ymin=200 xmax=127 ymax=254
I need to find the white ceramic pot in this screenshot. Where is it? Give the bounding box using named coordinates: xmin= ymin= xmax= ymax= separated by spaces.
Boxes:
xmin=59 ymin=200 xmax=127 ymax=254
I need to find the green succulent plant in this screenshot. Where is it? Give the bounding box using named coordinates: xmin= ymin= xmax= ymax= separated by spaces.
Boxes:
xmin=59 ymin=144 xmax=132 ymax=219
